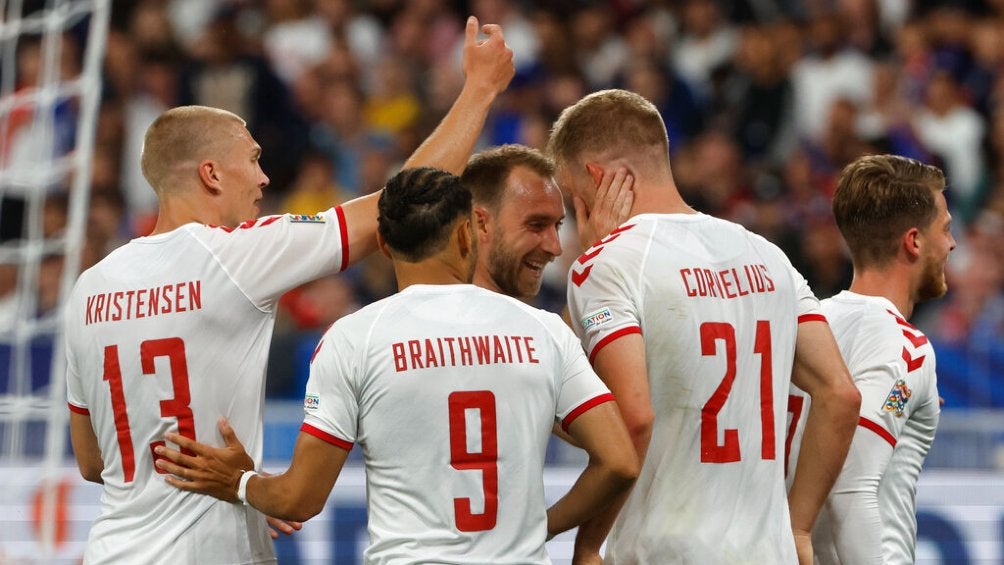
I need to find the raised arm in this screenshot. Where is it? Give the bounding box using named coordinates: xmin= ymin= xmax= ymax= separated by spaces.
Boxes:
xmin=788 ymin=320 xmax=861 ymax=564
xmin=339 ymin=16 xmax=514 ymax=264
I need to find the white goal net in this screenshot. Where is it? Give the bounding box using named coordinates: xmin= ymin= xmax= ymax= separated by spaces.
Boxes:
xmin=0 ymin=0 xmax=109 ymax=559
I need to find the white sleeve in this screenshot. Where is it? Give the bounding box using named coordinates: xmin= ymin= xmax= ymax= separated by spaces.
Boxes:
xmin=825 ymin=427 xmax=893 ymax=565
xmin=300 ymin=323 xmax=358 ymax=450
xmin=547 ymin=316 xmax=612 ymax=432
xmin=781 ymin=250 xmax=823 ymax=320
xmin=64 ymin=311 xmax=87 ymax=412
xmin=824 ymin=359 xmax=905 ymax=565
xmin=566 ymin=243 xmax=641 ymax=361
xmin=192 ymin=207 xmax=350 ymax=308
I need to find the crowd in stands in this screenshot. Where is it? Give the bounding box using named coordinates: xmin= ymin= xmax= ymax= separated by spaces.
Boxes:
xmin=4 ymin=0 xmax=1002 ymax=406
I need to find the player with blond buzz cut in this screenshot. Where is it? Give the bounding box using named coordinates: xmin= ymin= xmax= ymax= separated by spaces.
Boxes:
xmin=786 ymin=154 xmax=955 ymax=565
xmin=66 ymin=16 xmax=514 ymax=565
xmin=547 ymin=88 xmax=861 ymax=565
xmin=153 ymin=167 xmax=639 ymax=564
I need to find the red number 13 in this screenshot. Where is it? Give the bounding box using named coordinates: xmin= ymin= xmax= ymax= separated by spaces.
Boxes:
xmin=102 ymin=337 xmax=195 ymax=482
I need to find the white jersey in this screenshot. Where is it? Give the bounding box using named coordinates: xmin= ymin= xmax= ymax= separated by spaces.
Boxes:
xmin=567 ymin=213 xmax=821 ymax=564
xmin=65 ymin=209 xmax=350 ymax=564
xmin=786 ymin=291 xmax=939 ymax=565
xmin=302 ymin=284 xmax=612 ymax=565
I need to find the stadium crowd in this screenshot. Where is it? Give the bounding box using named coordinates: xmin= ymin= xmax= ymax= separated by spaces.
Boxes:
xmin=5 ymin=0 xmax=1003 ymax=405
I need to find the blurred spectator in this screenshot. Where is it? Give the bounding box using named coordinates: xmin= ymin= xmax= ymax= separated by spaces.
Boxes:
xmin=672 ymin=0 xmax=738 ymax=104
xmin=261 ymin=0 xmax=332 ymax=86
xmin=913 ymin=69 xmax=987 ymax=221
xmin=571 ymin=3 xmax=628 ymax=89
xmin=723 ymin=23 xmax=795 ymax=164
xmin=179 ymin=5 xmax=308 ymax=193
xmin=791 ymin=13 xmax=874 ymax=142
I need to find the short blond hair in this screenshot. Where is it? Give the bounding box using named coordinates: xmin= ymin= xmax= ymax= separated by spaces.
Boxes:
xmin=547 ymin=89 xmax=668 ymax=168
xmin=140 ymin=106 xmax=246 ymax=194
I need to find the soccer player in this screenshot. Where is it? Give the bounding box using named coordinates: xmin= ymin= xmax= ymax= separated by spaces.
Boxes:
xmin=461 ymin=144 xmax=634 ymax=302
xmin=154 ymin=167 xmax=640 ymax=563
xmin=65 ymin=17 xmax=514 ymax=564
xmin=546 ymin=89 xmax=862 ymax=564
xmin=786 ymin=155 xmax=954 ymax=564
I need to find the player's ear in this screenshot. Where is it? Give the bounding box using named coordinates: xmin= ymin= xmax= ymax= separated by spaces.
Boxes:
xmin=376 ymin=231 xmax=393 ymax=260
xmin=456 ymin=217 xmax=474 ymax=259
xmin=903 ymin=227 xmax=922 ymax=261
xmin=585 ymin=162 xmax=604 ymax=187
xmin=473 ymin=206 xmax=491 ymax=238
xmin=198 ymin=159 xmax=223 ymax=196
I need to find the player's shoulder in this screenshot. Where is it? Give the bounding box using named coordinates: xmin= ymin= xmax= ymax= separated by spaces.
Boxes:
xmin=823 ymin=292 xmax=930 ymax=356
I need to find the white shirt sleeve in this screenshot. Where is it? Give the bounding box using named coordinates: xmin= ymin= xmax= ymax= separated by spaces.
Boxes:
xmin=301 ymin=322 xmax=358 ymax=450
xmin=566 ymin=242 xmax=642 ymax=361
xmin=545 ymin=315 xmax=613 ymax=431
xmin=824 ymin=423 xmax=894 ymax=565
xmin=192 ymin=207 xmax=350 ymax=309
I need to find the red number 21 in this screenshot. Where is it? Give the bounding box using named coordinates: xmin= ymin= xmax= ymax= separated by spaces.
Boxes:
xmin=700 ymin=320 xmax=775 ymax=463
xmin=448 ymin=391 xmax=498 ymax=532
xmin=102 ymin=337 xmax=195 ymax=482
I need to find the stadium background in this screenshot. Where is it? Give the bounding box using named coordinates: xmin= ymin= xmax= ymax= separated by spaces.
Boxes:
xmin=0 ymin=0 xmax=1002 ymax=562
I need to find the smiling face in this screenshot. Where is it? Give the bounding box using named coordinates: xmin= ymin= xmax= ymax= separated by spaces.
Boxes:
xmin=480 ymin=166 xmax=564 ymax=300
xmin=916 ymin=191 xmax=956 ymax=302
xmin=216 ymin=125 xmax=269 ymax=227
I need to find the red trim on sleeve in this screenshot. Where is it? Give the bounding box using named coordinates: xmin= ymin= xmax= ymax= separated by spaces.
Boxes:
xmin=561 ymin=393 xmax=616 ymax=432
xmin=588 ymin=326 xmax=642 ymax=364
xmin=301 ymin=422 xmax=353 ymax=451
xmin=858 ymin=416 xmax=896 ymax=447
xmin=797 ymin=313 xmax=828 ymax=324
xmin=67 ymin=403 xmax=89 ymax=415
xmin=334 ymin=205 xmax=349 ymax=272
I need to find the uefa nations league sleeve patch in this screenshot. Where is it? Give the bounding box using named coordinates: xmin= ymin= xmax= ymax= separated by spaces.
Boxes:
xmin=581 ymin=307 xmax=614 ymax=331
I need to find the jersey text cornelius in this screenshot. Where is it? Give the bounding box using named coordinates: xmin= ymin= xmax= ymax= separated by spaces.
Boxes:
xmin=679 ymin=263 xmax=775 ymax=299
xmin=84 ymin=280 xmax=202 ymax=325
xmin=392 ymin=335 xmax=539 ymax=372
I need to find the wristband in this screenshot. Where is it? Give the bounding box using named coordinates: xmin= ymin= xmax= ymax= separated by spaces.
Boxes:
xmin=237 ymin=470 xmax=259 ymax=505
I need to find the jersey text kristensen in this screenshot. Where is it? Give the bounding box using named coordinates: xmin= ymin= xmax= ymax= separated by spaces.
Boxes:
xmin=392 ymin=335 xmax=540 ymax=372
xmin=84 ymin=280 xmax=202 ymax=325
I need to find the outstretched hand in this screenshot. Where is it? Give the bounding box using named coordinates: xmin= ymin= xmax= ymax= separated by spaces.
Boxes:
xmin=575 ymin=168 xmax=634 ymax=250
xmin=154 ymin=417 xmax=253 ymax=503
xmin=462 ymin=15 xmax=515 ymax=97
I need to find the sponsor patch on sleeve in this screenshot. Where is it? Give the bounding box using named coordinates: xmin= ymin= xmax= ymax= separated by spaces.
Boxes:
xmin=289 ymin=214 xmax=326 ymax=223
xmin=304 ymin=393 xmax=321 ymax=411
xmin=580 ymin=307 xmax=614 ymax=331
xmin=882 ymin=379 xmax=912 ymax=417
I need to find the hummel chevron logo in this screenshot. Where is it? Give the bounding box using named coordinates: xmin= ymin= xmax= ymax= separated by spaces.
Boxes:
xmin=577 ymin=247 xmax=602 ymax=264
xmin=901 ymin=329 xmax=929 ymax=348
xmin=571 ymin=265 xmax=593 ymax=287
xmin=901 ymin=347 xmax=925 ymax=372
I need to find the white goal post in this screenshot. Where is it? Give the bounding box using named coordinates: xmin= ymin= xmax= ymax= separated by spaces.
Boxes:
xmin=0 ymin=0 xmax=109 ymax=559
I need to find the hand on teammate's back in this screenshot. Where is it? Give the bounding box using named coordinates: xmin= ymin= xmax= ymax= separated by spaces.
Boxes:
xmin=155 ymin=417 xmax=253 ymax=504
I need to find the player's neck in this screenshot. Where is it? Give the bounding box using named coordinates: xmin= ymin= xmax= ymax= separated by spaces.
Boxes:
xmin=393 ymin=258 xmax=472 ymax=292
xmin=150 ymin=196 xmax=221 ymax=235
xmin=848 ymin=268 xmax=915 ymax=318
xmin=631 ymin=181 xmax=695 ymax=216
